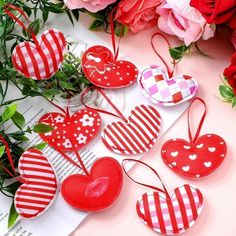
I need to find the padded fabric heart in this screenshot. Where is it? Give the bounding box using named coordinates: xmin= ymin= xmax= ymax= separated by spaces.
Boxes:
xmin=101 ymin=105 xmax=161 ymax=155
xmin=137 ymin=185 xmax=203 ymax=235
xmin=161 ymin=135 xmax=227 ymax=178
xmin=82 ymin=45 xmax=138 ymax=88
xmin=61 ymin=157 xmax=123 ymax=211
xmin=38 ymin=109 xmax=101 ymax=151
xmin=12 ymin=28 xmax=66 ymax=80
xmin=15 ymin=149 xmax=58 ymax=218
xmin=139 ymin=65 xmax=198 ymax=106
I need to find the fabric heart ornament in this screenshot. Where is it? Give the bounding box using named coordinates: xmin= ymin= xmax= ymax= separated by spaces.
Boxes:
xmin=61 ymin=157 xmax=123 ymax=211
xmin=12 ymin=28 xmax=66 ymax=80
xmin=101 ymin=104 xmax=162 ymax=154
xmin=82 ymin=45 xmax=138 ymax=88
xmin=139 ymin=65 xmax=198 ymax=106
xmin=161 ymin=97 xmax=227 ymax=178
xmin=15 ymin=148 xmax=58 ymax=218
xmin=122 ymin=159 xmax=203 ymax=235
xmin=38 ymin=108 xmax=101 ymax=152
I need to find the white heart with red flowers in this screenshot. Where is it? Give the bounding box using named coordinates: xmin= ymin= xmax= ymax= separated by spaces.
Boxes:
xmin=139 ymin=65 xmax=198 ymax=106
xmin=15 ymin=148 xmax=58 ymax=218
xmin=12 ymin=28 xmax=66 ymax=80
xmin=101 ymin=105 xmax=161 ymax=155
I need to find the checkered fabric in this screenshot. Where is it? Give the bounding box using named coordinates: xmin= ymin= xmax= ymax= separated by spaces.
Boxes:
xmin=140 ymin=65 xmax=198 ymax=106
xmin=12 ymin=28 xmax=66 ymax=80
xmin=137 ymin=185 xmax=203 ymax=235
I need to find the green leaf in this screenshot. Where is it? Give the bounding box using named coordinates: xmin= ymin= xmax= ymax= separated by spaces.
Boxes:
xmin=219 ymin=85 xmax=235 ymax=100
xmin=43 ymin=88 xmax=61 ymax=97
xmin=31 ymin=142 xmax=47 ymax=150
xmin=115 ymin=25 xmax=129 ymax=37
xmin=33 ymin=123 xmax=54 ymax=133
xmin=59 ymin=79 xmax=76 ymax=90
xmin=169 ymin=44 xmax=190 ymax=61
xmin=2 ymin=104 xmax=17 ymax=122
xmin=0 ymin=145 xmax=5 ymax=158
xmin=42 ymin=10 xmax=49 ymax=23
xmin=12 ymin=111 xmax=26 ymax=130
xmin=89 ymin=19 xmax=104 ymax=31
xmin=0 ymin=0 xmax=5 ymax=7
xmin=10 ymin=134 xmax=29 ymax=142
xmin=28 ymin=19 xmax=40 ymax=36
xmin=8 ymin=201 xmax=19 ymax=229
xmin=72 ymin=9 xmax=80 ymax=21
xmin=66 ymin=10 xmax=74 ymax=26
xmin=4 ymin=182 xmax=21 ymax=195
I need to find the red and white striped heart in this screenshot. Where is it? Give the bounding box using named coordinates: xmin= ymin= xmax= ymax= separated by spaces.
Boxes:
xmin=38 ymin=109 xmax=101 ymax=151
xmin=137 ymin=185 xmax=203 ymax=235
xmin=15 ymin=148 xmax=58 ymax=218
xmin=12 ymin=28 xmax=66 ymax=80
xmin=139 ymin=65 xmax=198 ymax=106
xmin=101 ymin=105 xmax=161 ymax=154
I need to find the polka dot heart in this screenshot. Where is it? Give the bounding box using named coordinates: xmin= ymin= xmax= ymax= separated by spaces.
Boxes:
xmin=82 ymin=45 xmax=138 ymax=89
xmin=161 ymin=134 xmax=227 ymax=178
xmin=38 ymin=109 xmax=101 ymax=151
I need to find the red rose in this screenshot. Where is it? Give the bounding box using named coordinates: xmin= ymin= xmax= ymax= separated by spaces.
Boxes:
xmin=224 ymin=53 xmax=236 ymax=94
xmin=190 ymin=0 xmax=236 ymax=24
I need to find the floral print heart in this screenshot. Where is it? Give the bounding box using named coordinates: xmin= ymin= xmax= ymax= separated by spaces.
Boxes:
xmin=139 ymin=65 xmax=198 ymax=106
xmin=15 ymin=148 xmax=58 ymax=218
xmin=137 ymin=185 xmax=203 ymax=235
xmin=38 ymin=109 xmax=101 ymax=151
xmin=12 ymin=28 xmax=66 ymax=80
xmin=82 ymin=45 xmax=138 ymax=88
xmin=161 ymin=134 xmax=227 ymax=178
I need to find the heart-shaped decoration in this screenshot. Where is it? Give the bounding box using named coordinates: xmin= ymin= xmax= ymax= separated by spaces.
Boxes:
xmin=101 ymin=105 xmax=161 ymax=154
xmin=82 ymin=45 xmax=138 ymax=88
xmin=137 ymin=185 xmax=203 ymax=235
xmin=15 ymin=149 xmax=58 ymax=218
xmin=38 ymin=109 xmax=101 ymax=151
xmin=161 ymin=134 xmax=227 ymax=178
xmin=12 ymin=29 xmax=66 ymax=80
xmin=61 ymin=157 xmax=123 ymax=211
xmin=139 ymin=65 xmax=198 ymax=106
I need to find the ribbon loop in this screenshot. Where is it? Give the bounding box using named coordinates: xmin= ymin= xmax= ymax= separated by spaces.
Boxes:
xmin=81 ymin=86 xmax=128 ymax=123
xmin=4 ymin=4 xmax=39 ymax=47
xmin=151 ymin=32 xmax=176 ymax=77
xmin=122 ymin=159 xmax=170 ymax=198
xmin=187 ymin=97 xmax=207 ymax=145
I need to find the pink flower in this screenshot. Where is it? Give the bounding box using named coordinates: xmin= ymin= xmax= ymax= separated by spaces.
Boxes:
xmin=156 ymin=0 xmax=215 ymax=46
xmin=232 ymin=31 xmax=236 ymax=50
xmin=116 ymin=0 xmax=161 ymax=33
xmin=64 ymin=0 xmax=116 ymax=13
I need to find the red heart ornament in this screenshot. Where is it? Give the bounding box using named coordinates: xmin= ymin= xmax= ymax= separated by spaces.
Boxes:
xmin=161 ymin=135 xmax=227 ymax=178
xmin=82 ymin=45 xmax=138 ymax=88
xmin=38 ymin=109 xmax=101 ymax=151
xmin=101 ymin=105 xmax=162 ymax=154
xmin=12 ymin=28 xmax=66 ymax=80
xmin=137 ymin=185 xmax=203 ymax=235
xmin=61 ymin=157 xmax=123 ymax=211
xmin=161 ymin=97 xmax=227 ymax=178
xmin=15 ymin=149 xmax=58 ymax=218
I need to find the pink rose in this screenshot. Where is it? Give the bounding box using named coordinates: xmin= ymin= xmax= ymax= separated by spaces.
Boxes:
xmin=156 ymin=0 xmax=215 ymax=46
xmin=64 ymin=0 xmax=116 ymax=13
xmin=116 ymin=0 xmax=161 ymax=33
xmin=232 ymin=31 xmax=236 ymax=50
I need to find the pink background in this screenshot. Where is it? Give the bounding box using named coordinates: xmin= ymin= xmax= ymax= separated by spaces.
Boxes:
xmin=73 ymin=27 xmax=236 ymax=236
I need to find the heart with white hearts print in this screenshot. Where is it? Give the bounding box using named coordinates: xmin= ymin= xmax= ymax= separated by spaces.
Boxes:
xmin=161 ymin=134 xmax=227 ymax=178
xmin=82 ymin=45 xmax=138 ymax=89
xmin=139 ymin=65 xmax=198 ymax=106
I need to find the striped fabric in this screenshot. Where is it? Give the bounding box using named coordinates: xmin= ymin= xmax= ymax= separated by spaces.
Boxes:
xmin=137 ymin=185 xmax=203 ymax=235
xmin=15 ymin=149 xmax=58 ymax=219
xmin=101 ymin=105 xmax=161 ymax=155
xmin=12 ymin=28 xmax=66 ymax=80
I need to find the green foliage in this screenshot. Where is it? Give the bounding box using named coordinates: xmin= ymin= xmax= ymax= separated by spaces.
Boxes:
xmin=8 ymin=201 xmax=19 ymax=228
xmin=169 ymin=44 xmax=190 ymax=61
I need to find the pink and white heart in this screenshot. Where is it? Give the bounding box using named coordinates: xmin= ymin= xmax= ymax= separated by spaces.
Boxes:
xmin=139 ymin=65 xmax=198 ymax=106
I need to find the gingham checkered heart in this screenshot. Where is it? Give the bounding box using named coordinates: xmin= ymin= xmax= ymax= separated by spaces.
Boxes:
xmin=137 ymin=185 xmax=203 ymax=235
xmin=101 ymin=105 xmax=161 ymax=154
xmin=12 ymin=28 xmax=66 ymax=80
xmin=139 ymin=65 xmax=198 ymax=106
xmin=15 ymin=148 xmax=58 ymax=218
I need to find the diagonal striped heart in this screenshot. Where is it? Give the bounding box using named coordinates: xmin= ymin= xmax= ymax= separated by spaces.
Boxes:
xmin=137 ymin=185 xmax=203 ymax=235
xmin=15 ymin=149 xmax=58 ymax=219
xmin=101 ymin=105 xmax=161 ymax=154
xmin=12 ymin=28 xmax=66 ymax=80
